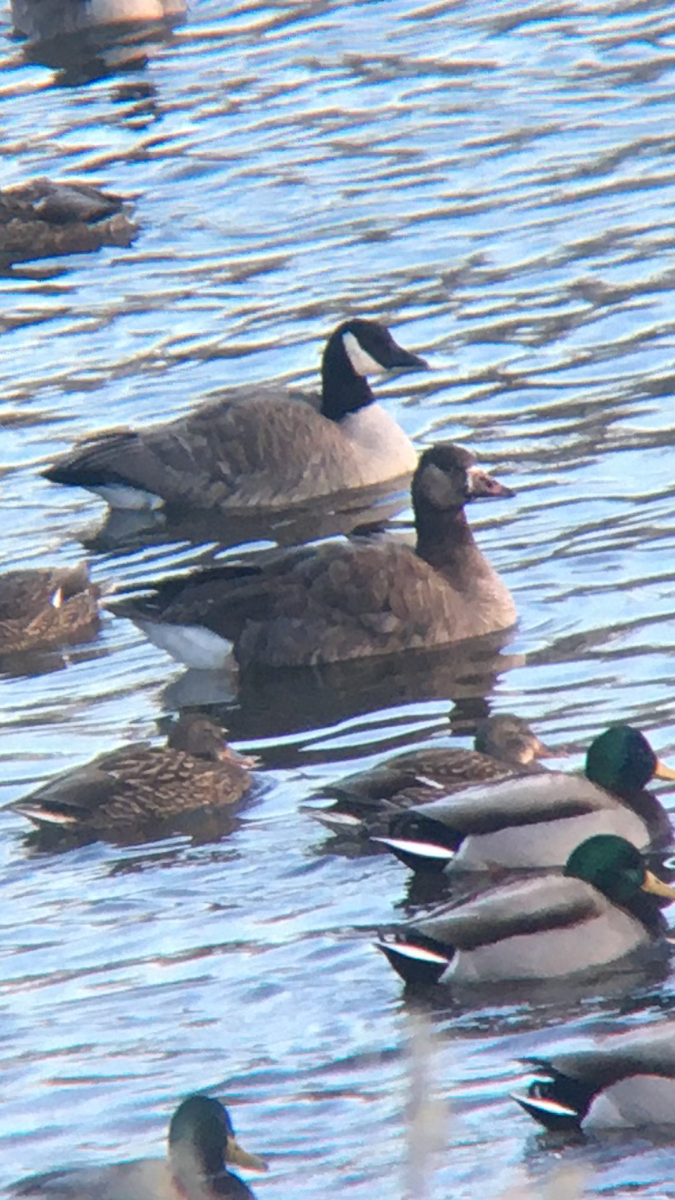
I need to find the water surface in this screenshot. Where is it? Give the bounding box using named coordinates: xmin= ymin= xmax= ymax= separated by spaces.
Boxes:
xmin=2 ymin=1 xmax=675 ymax=1197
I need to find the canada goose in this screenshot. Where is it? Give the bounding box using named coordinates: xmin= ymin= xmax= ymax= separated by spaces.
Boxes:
xmin=377 ymin=725 xmax=675 ymax=872
xmin=111 ymin=442 xmax=517 ymax=669
xmin=512 ymin=1020 xmax=675 ymax=1131
xmin=0 ymin=563 xmax=101 ymax=654
xmin=42 ymin=318 xmax=427 ymax=512
xmin=0 ymin=179 xmax=135 ymax=261
xmin=11 ymin=714 xmax=255 ymax=837
xmin=13 ymin=1093 xmax=267 ymax=1200
xmin=313 ymin=713 xmax=554 ymax=838
xmin=377 ymin=834 xmax=675 ymax=986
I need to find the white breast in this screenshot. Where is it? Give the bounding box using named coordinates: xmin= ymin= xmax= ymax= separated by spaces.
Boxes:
xmin=340 ymin=403 xmax=417 ymax=478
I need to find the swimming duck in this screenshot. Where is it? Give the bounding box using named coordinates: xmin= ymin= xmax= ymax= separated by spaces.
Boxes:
xmin=42 ymin=318 xmax=426 ymax=512
xmin=13 ymin=1093 xmax=267 ymax=1199
xmin=377 ymin=834 xmax=675 ymax=986
xmin=110 ymin=442 xmax=517 ymax=669
xmin=0 ymin=179 xmax=136 ymax=261
xmin=314 ymin=713 xmax=554 ymax=838
xmin=512 ymin=1020 xmax=675 ymax=1130
xmin=377 ymin=725 xmax=675 ymax=872
xmin=0 ymin=563 xmax=101 ymax=654
xmin=11 ymin=714 xmax=255 ymax=837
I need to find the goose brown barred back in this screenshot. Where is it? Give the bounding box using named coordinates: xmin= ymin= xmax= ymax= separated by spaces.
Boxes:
xmin=112 ymin=442 xmax=517 ymax=669
xmin=43 ymin=319 xmax=426 ymax=512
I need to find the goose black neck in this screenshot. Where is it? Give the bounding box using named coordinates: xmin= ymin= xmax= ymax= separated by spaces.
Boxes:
xmin=320 ymin=337 xmax=375 ymax=421
xmin=414 ymin=501 xmax=475 ymax=573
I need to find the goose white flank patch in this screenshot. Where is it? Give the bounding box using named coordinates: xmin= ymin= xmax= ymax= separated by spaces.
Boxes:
xmin=110 ymin=441 xmax=517 ymax=670
xmin=42 ymin=318 xmax=427 ymax=512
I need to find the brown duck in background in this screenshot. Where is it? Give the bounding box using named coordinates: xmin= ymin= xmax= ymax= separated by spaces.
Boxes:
xmin=111 ymin=442 xmax=517 ymax=669
xmin=0 ymin=179 xmax=136 ymax=261
xmin=0 ymin=563 xmax=101 ymax=654
xmin=12 ymin=1093 xmax=267 ymax=1200
xmin=312 ymin=713 xmax=554 ymax=838
xmin=10 ymin=714 xmax=256 ymax=838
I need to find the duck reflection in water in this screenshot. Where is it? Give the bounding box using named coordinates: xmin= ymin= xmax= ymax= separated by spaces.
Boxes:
xmin=11 ymin=0 xmax=187 ymax=86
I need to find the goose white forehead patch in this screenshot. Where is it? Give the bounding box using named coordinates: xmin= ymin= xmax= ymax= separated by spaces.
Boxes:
xmin=343 ymin=331 xmax=387 ymax=376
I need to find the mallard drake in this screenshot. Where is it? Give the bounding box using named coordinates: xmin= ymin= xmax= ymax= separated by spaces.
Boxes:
xmin=42 ymin=318 xmax=426 ymax=512
xmin=313 ymin=713 xmax=554 ymax=838
xmin=10 ymin=714 xmax=255 ymax=837
xmin=512 ymin=1020 xmax=675 ymax=1130
xmin=377 ymin=725 xmax=675 ymax=872
xmin=13 ymin=1093 xmax=267 ymax=1199
xmin=377 ymin=834 xmax=675 ymax=986
xmin=110 ymin=442 xmax=516 ymax=669
xmin=0 ymin=563 xmax=101 ymax=654
xmin=0 ymin=179 xmax=136 ymax=262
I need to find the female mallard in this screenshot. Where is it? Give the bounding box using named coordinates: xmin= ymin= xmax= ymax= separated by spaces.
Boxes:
xmin=512 ymin=1020 xmax=675 ymax=1130
xmin=0 ymin=563 xmax=101 ymax=654
xmin=43 ymin=318 xmax=425 ymax=512
xmin=377 ymin=834 xmax=675 ymax=986
xmin=0 ymin=179 xmax=135 ymax=261
xmin=314 ymin=713 xmax=554 ymax=838
xmin=11 ymin=714 xmax=255 ymax=837
xmin=13 ymin=1093 xmax=267 ymax=1199
xmin=110 ymin=442 xmax=516 ymax=669
xmin=377 ymin=725 xmax=675 ymax=872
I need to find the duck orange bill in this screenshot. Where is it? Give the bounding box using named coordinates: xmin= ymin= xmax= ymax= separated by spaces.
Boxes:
xmin=641 ymin=870 xmax=675 ymax=901
xmin=655 ymin=758 xmax=675 ymax=782
xmin=225 ymin=1135 xmax=269 ymax=1173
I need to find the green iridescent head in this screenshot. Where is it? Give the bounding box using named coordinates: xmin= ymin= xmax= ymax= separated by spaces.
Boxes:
xmin=565 ymin=834 xmax=675 ymax=907
xmin=584 ymin=726 xmax=675 ymax=797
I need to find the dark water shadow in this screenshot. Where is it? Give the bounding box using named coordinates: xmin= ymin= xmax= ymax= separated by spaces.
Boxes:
xmin=10 ymin=3 xmax=186 ymax=87
xmin=81 ymin=478 xmax=412 ymax=558
xmin=16 ymin=802 xmax=247 ymax=856
xmin=162 ymin=631 xmax=524 ymax=759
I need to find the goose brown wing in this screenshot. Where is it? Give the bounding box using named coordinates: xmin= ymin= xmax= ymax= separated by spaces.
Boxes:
xmin=44 ymin=394 xmax=353 ymax=510
xmin=237 ymin=540 xmax=468 ymax=666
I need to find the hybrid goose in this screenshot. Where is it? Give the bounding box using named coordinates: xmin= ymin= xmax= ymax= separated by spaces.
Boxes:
xmin=11 ymin=714 xmax=255 ymax=838
xmin=512 ymin=1020 xmax=675 ymax=1131
xmin=111 ymin=442 xmax=517 ymax=669
xmin=314 ymin=713 xmax=554 ymax=838
xmin=43 ymin=318 xmax=426 ymax=512
xmin=0 ymin=179 xmax=135 ymax=261
xmin=377 ymin=725 xmax=675 ymax=872
xmin=0 ymin=563 xmax=101 ymax=654
xmin=13 ymin=1093 xmax=267 ymax=1200
xmin=378 ymin=834 xmax=675 ymax=986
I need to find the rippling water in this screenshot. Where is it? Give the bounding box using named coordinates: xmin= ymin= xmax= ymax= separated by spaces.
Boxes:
xmin=2 ymin=1 xmax=675 ymax=1197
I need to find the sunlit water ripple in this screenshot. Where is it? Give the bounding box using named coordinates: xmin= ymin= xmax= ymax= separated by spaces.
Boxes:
xmin=1 ymin=0 xmax=675 ymax=1196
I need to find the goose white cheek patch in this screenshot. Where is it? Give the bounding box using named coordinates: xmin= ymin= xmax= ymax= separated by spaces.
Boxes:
xmin=342 ymin=331 xmax=387 ymax=376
